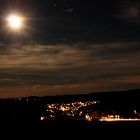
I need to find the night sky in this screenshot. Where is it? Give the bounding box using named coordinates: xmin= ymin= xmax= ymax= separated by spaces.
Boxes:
xmin=0 ymin=0 xmax=140 ymax=98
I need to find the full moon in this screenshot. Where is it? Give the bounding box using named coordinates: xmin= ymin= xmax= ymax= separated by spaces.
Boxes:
xmin=6 ymin=14 xmax=23 ymax=30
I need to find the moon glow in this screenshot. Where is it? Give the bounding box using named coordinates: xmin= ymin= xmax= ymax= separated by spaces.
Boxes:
xmin=6 ymin=14 xmax=23 ymax=30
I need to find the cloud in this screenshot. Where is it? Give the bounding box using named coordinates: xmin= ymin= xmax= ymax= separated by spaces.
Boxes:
xmin=117 ymin=1 xmax=140 ymax=23
xmin=0 ymin=42 xmax=139 ymax=97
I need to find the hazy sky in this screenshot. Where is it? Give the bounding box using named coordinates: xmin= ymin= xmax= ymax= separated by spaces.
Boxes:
xmin=0 ymin=0 xmax=140 ymax=98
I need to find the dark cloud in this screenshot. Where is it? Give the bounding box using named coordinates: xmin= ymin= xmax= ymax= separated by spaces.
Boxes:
xmin=117 ymin=0 xmax=140 ymax=23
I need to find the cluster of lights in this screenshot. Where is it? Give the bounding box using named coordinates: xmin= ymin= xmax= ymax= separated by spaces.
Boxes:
xmin=40 ymin=100 xmax=98 ymax=121
xmin=100 ymin=115 xmax=120 ymax=121
xmin=47 ymin=100 xmax=97 ymax=113
xmin=40 ymin=102 xmax=140 ymax=122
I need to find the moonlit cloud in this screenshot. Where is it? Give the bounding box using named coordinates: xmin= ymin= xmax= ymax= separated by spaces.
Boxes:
xmin=0 ymin=42 xmax=139 ymax=97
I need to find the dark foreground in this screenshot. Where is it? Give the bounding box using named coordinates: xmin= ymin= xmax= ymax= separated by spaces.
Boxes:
xmin=41 ymin=120 xmax=140 ymax=129
xmin=1 ymin=120 xmax=140 ymax=130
